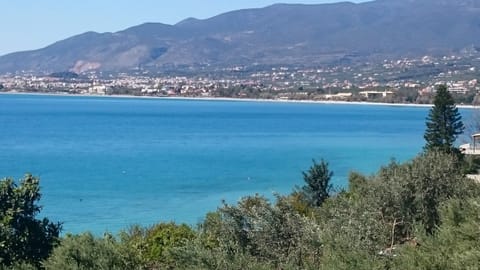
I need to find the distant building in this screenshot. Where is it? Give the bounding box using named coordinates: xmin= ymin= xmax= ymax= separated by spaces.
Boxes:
xmin=324 ymin=92 xmax=353 ymax=100
xmin=359 ymin=90 xmax=394 ymax=99
xmin=88 ymin=83 xmax=107 ymax=95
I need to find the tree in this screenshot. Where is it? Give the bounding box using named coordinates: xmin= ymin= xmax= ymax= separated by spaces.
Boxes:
xmin=393 ymin=198 xmax=480 ymax=269
xmin=119 ymin=222 xmax=196 ymax=268
xmin=424 ymin=84 xmax=464 ymax=153
xmin=373 ymin=151 xmax=479 ymax=236
xmin=186 ymin=195 xmax=322 ymax=269
xmin=318 ymin=192 xmax=390 ymax=270
xmin=0 ymin=175 xmax=61 ymax=267
xmin=44 ymin=233 xmax=141 ymax=270
xmin=300 ymin=159 xmax=334 ymax=207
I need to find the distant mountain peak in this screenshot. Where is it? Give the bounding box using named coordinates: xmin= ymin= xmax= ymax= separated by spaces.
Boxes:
xmin=175 ymin=17 xmax=200 ymax=26
xmin=1 ymin=0 xmax=480 ymax=73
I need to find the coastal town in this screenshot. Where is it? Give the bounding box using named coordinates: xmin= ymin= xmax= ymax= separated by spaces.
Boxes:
xmin=2 ymin=49 xmax=480 ymax=104
xmin=4 ymin=0 xmax=480 ymax=268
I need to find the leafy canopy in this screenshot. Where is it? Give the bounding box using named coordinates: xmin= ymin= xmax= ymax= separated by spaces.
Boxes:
xmin=0 ymin=175 xmax=61 ymax=268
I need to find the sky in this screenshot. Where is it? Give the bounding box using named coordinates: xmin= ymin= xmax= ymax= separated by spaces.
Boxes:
xmin=0 ymin=0 xmax=366 ymax=56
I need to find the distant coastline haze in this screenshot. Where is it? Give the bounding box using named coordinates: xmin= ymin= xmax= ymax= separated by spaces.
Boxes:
xmin=0 ymin=0 xmax=366 ymax=56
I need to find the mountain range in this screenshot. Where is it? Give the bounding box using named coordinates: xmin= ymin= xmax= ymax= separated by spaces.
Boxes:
xmin=2 ymin=0 xmax=480 ymax=74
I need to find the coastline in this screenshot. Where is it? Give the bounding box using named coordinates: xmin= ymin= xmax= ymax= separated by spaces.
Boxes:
xmin=1 ymin=90 xmax=478 ymax=109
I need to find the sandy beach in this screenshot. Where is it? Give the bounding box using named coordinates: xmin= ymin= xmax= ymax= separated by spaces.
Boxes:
xmin=1 ymin=90 xmax=478 ymax=109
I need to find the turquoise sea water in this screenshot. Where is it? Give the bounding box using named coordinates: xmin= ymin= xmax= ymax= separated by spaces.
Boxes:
xmin=0 ymin=94 xmax=437 ymax=234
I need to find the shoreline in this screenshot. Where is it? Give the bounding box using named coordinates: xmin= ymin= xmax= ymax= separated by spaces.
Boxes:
xmin=1 ymin=90 xmax=478 ymax=109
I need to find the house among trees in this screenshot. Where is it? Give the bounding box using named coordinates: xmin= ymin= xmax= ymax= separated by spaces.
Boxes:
xmin=460 ymin=133 xmax=480 ymax=155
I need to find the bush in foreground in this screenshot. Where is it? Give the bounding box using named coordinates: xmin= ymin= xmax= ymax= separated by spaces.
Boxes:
xmin=5 ymin=149 xmax=480 ymax=269
xmin=0 ymin=175 xmax=61 ymax=268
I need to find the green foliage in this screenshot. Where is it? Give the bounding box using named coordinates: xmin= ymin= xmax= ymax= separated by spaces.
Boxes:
xmin=321 ymin=248 xmax=387 ymax=270
xmin=172 ymin=243 xmax=274 ymax=270
xmin=462 ymin=154 xmax=480 ymax=174
xmin=119 ymin=222 xmax=195 ymax=269
xmin=424 ymin=84 xmax=464 ymax=153
xmin=186 ymin=194 xmax=323 ymax=269
xmin=0 ymin=175 xmax=61 ymax=268
xmin=393 ymin=198 xmax=480 ymax=269
xmin=43 ymin=233 xmax=141 ymax=270
xmin=0 ymin=262 xmax=37 ymax=270
xmin=299 ymin=159 xmax=333 ymax=207
xmin=315 ymin=150 xmax=480 ymax=269
xmin=145 ymin=223 xmax=195 ymax=267
xmin=283 ymin=191 xmax=315 ymax=218
xmin=373 ymin=151 xmax=478 ymax=235
xmin=318 ymin=192 xmax=391 ymax=270
xmin=347 ymin=171 xmax=369 ymax=195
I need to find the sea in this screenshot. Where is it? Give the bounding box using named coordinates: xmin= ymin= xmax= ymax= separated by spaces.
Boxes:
xmin=0 ymin=94 xmax=470 ymax=234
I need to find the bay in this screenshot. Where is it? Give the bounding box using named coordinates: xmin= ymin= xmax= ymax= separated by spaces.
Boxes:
xmin=0 ymin=94 xmax=438 ymax=234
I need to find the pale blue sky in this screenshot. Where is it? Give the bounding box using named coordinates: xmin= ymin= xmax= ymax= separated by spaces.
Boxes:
xmin=0 ymin=0 xmax=366 ymax=56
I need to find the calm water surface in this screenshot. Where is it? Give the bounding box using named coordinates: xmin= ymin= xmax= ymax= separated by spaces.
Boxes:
xmin=0 ymin=94 xmax=436 ymax=233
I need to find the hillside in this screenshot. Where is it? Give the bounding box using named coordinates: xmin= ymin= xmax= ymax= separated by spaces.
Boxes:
xmin=2 ymin=0 xmax=480 ymax=73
